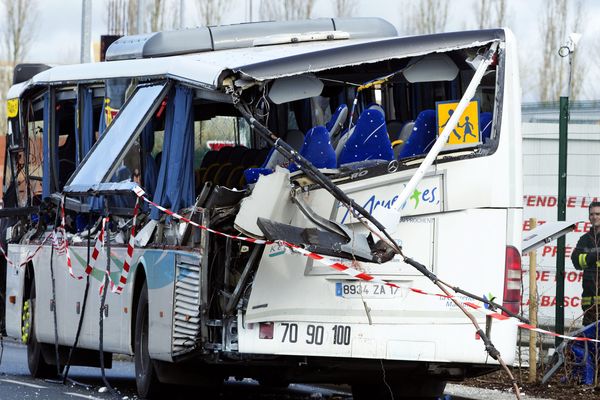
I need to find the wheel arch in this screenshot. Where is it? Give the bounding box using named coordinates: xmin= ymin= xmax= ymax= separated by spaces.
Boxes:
xmin=129 ymin=260 xmax=147 ymax=354
xmin=23 ymin=261 xmax=35 ymax=302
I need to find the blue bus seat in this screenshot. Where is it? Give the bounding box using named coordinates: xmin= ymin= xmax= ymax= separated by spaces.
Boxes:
xmin=326 ymin=104 xmax=348 ymax=143
xmin=297 ymin=125 xmax=337 ymax=169
xmin=480 ymin=112 xmax=493 ymax=142
xmin=337 ymin=108 xmax=394 ymax=166
xmin=398 ymin=109 xmax=436 ymax=158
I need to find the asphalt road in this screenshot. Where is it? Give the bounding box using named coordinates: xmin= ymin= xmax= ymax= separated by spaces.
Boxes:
xmin=0 ymin=338 xmax=503 ymax=400
xmin=0 ymin=338 xmax=353 ymax=399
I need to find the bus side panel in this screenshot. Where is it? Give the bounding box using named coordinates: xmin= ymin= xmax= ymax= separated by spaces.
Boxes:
xmin=241 ymin=208 xmax=515 ymax=364
xmin=5 ymin=245 xmax=28 ymax=340
xmin=238 ymin=319 xmax=517 ymax=364
xmin=143 ymin=250 xmax=177 ymax=362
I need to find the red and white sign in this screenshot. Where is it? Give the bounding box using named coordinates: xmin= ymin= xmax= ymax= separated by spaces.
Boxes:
xmin=522 ymin=194 xmax=598 ymax=327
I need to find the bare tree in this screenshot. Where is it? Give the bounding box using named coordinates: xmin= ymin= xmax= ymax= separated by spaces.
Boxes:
xmin=194 ymin=0 xmax=230 ymax=26
xmin=475 ymin=0 xmax=507 ymax=29
xmin=107 ymin=0 xmax=128 ymax=35
xmin=538 ymin=0 xmax=586 ymax=101
xmin=2 ymin=0 xmax=38 ymax=64
xmin=127 ymin=0 xmax=138 ymax=34
xmin=334 ymin=0 xmax=358 ymax=18
xmin=259 ymin=0 xmax=315 ymax=21
xmin=400 ymin=0 xmax=449 ymax=35
xmin=0 ymin=0 xmax=38 ymax=137
xmin=149 ymin=0 xmax=166 ymax=32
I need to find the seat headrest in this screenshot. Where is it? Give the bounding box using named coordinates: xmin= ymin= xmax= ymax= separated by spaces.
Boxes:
xmin=367 ymin=103 xmax=385 ymax=117
xmin=326 ymin=104 xmax=348 ymax=139
xmin=480 ymin=112 xmax=493 ymax=142
xmin=398 ymin=109 xmax=436 ymax=158
xmin=337 ymin=108 xmax=394 ymax=166
xmin=299 ymin=125 xmax=337 ymax=169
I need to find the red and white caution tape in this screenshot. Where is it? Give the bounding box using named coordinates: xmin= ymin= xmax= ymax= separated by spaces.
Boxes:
xmin=110 ymin=198 xmax=139 ymax=294
xmin=0 ymin=197 xmax=82 ymax=279
xmin=133 ymin=186 xmax=269 ymax=245
xmin=0 ymin=243 xmax=14 ymax=267
xmin=2 ymin=186 xmax=595 ymax=344
xmin=287 ymin=242 xmax=600 ymax=343
xmin=132 ymin=185 xmax=600 ymax=344
xmin=60 ymin=197 xmax=82 ymax=280
xmin=85 ymin=217 xmax=108 ymax=276
xmin=98 ymin=198 xmax=139 ymax=295
xmin=1 ymin=233 xmax=54 ymax=269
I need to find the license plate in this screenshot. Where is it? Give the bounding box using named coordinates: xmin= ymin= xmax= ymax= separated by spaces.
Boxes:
xmin=335 ymin=281 xmax=402 ymax=298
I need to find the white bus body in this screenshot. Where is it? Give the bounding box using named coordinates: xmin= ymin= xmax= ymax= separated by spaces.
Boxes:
xmin=1 ymin=19 xmax=522 ymax=399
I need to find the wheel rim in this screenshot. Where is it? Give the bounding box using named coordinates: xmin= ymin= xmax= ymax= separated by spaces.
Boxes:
xmin=22 ymin=299 xmax=32 ymax=344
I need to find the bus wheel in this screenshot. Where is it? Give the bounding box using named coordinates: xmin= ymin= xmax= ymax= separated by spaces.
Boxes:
xmin=26 ymin=282 xmax=56 ymax=379
xmin=134 ymin=282 xmax=164 ymax=399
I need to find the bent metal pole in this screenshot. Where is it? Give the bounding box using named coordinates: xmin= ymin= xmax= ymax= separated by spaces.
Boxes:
xmin=392 ymin=41 xmax=499 ymax=217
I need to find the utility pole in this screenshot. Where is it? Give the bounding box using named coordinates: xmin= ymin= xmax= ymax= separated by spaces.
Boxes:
xmin=137 ymin=0 xmax=145 ymax=34
xmin=80 ymin=0 xmax=92 ymax=63
xmin=528 ymin=218 xmax=538 ymax=382
xmin=555 ymin=33 xmax=580 ymax=347
xmin=180 ymin=0 xmax=184 ymax=28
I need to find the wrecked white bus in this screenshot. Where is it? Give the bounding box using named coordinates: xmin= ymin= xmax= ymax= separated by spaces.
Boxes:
xmin=1 ymin=18 xmax=522 ymax=399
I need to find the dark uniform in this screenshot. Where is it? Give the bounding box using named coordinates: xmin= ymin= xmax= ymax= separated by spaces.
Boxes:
xmin=571 ymin=229 xmax=600 ymax=326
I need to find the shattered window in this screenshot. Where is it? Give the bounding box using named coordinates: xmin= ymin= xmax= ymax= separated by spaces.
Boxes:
xmin=66 ymin=83 xmax=168 ymax=191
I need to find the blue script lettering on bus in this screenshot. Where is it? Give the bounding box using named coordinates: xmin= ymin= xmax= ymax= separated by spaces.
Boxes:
xmin=340 ymin=185 xmax=440 ymax=224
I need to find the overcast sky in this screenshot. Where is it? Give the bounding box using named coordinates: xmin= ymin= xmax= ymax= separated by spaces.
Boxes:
xmin=14 ymin=0 xmax=600 ymax=101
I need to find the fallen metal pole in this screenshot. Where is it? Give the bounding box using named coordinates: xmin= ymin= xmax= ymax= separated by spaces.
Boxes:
xmin=392 ymin=42 xmax=499 ymax=216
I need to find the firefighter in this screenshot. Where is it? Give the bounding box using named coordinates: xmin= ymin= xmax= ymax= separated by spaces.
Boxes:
xmin=571 ymin=201 xmax=600 ymax=326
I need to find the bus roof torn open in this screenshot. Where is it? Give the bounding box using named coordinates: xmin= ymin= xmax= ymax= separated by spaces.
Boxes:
xmin=2 ymin=18 xmax=525 ymax=400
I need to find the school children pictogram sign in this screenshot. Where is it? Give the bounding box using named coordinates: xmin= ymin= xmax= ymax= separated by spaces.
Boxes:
xmin=436 ymin=100 xmax=480 ymax=146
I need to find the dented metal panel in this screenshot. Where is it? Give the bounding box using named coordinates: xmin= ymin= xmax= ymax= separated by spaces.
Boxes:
xmin=234 ymin=29 xmax=505 ymax=80
xmin=14 ymin=29 xmax=505 ymax=100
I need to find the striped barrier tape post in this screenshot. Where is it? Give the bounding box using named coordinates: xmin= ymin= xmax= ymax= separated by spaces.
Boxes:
xmin=60 ymin=196 xmax=82 ymax=280
xmin=130 ymin=185 xmax=600 ymax=344
xmin=111 ymin=198 xmax=140 ymax=294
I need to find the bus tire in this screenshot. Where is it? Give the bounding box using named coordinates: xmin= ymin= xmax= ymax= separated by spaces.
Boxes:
xmin=26 ymin=282 xmax=57 ymax=379
xmin=134 ymin=282 xmax=164 ymax=399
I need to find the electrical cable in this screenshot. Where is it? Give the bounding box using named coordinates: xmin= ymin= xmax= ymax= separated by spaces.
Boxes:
xmin=62 ymin=213 xmax=94 ymax=384
xmin=0 ymin=334 xmax=4 ymax=374
xmin=238 ymin=107 xmax=522 ymax=397
xmin=49 ymin=204 xmax=63 ymax=380
xmin=98 ymin=214 xmax=116 ymax=394
xmin=403 ymin=257 xmax=521 ymax=398
xmin=403 ymin=257 xmax=528 ymax=323
xmin=233 ymin=41 xmax=521 ymax=398
xmin=236 ymin=97 xmax=527 ymax=324
xmin=235 ymin=102 xmax=401 ymax=254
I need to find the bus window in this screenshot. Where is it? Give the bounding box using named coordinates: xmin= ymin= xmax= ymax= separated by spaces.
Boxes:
xmin=54 ymin=89 xmax=78 ymax=192
xmin=66 ymin=83 xmax=169 ymax=192
xmin=10 ymin=93 xmax=45 ymax=207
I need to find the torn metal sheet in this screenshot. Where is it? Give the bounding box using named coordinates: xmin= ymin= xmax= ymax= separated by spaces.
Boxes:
xmin=234 ymin=166 xmax=295 ymax=238
xmin=234 ymin=29 xmax=504 ymax=81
